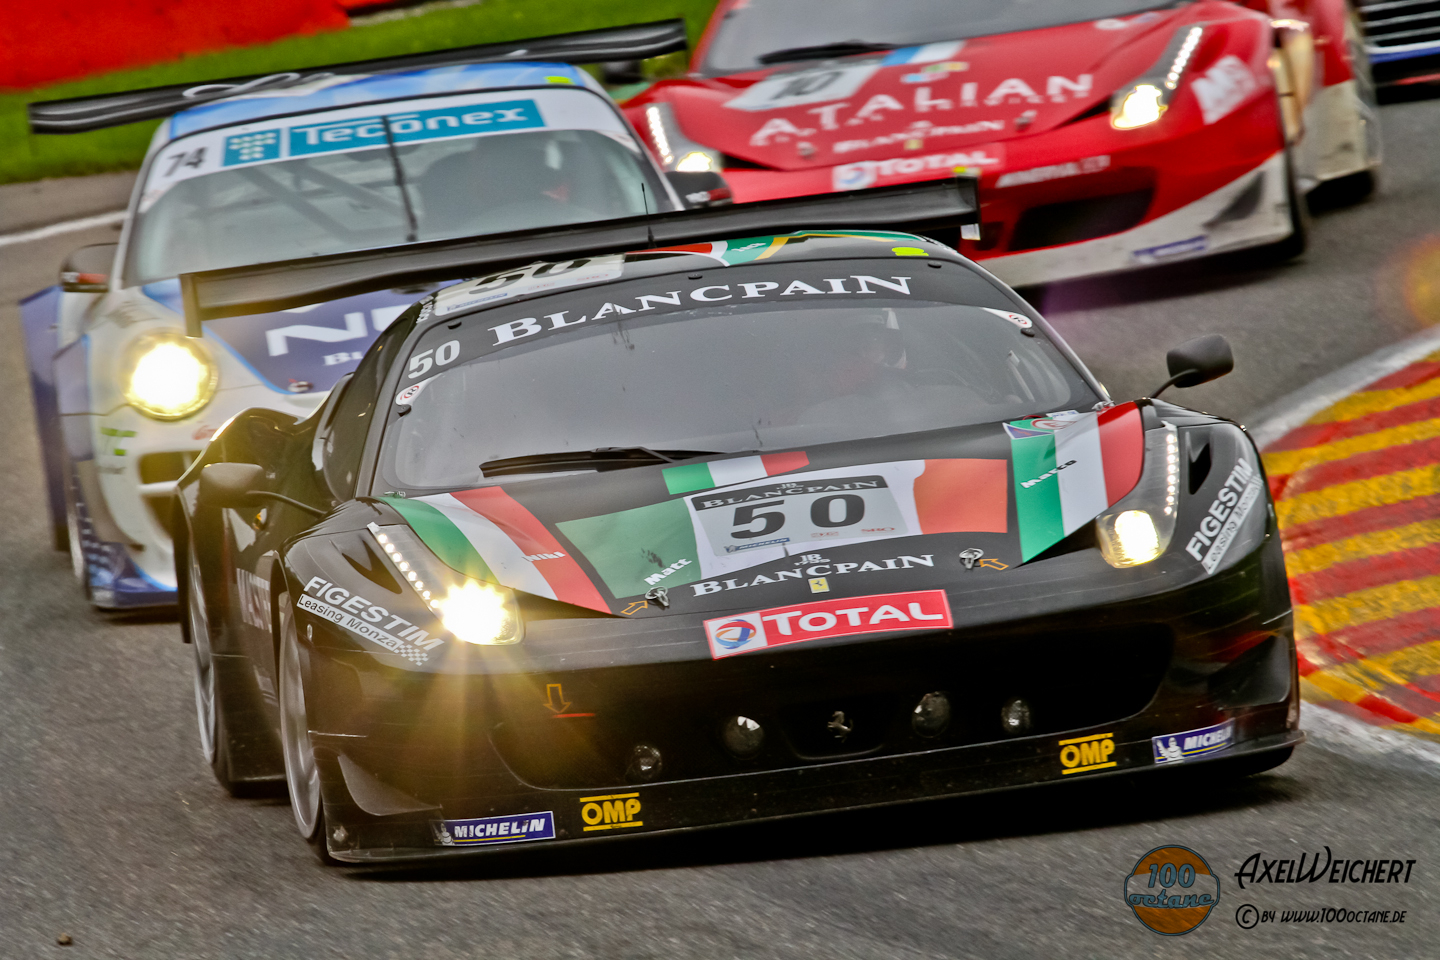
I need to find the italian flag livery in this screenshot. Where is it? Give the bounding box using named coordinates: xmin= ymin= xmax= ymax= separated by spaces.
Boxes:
xmin=1007 ymin=404 xmax=1145 ymax=561
xmin=382 ymin=489 xmax=611 ymax=613
xmin=562 ymin=458 xmax=1009 ymax=599
xmin=380 ymin=403 xmax=1146 ymax=611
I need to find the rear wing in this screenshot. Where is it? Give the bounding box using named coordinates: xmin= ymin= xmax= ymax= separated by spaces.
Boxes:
xmin=28 ymin=20 xmax=687 ymax=134
xmin=180 ymin=176 xmax=981 ymax=335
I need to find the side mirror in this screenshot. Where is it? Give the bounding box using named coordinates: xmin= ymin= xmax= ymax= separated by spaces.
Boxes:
xmin=197 ymin=463 xmax=264 ymax=511
xmin=60 ymin=242 xmax=117 ymax=293
xmin=600 ymin=60 xmax=645 ymax=85
xmin=665 ymin=170 xmax=734 ymax=209
xmin=1153 ymin=334 xmax=1234 ymax=397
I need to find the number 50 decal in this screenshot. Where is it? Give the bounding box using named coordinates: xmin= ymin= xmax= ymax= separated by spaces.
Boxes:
xmin=408 ymin=340 xmax=460 ymax=378
xmin=731 ymin=494 xmax=867 ymax=539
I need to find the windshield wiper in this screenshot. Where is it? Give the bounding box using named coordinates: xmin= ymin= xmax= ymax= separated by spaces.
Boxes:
xmin=757 ymin=40 xmax=897 ymax=65
xmin=480 ymin=447 xmax=722 ymax=478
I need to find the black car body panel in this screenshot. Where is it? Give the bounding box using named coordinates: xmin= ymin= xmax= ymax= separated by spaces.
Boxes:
xmin=174 ymin=204 xmax=1300 ymax=862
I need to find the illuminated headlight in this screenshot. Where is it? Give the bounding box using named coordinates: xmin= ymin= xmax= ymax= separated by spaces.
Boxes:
xmin=674 ymin=151 xmax=717 ymax=173
xmin=368 ymin=523 xmax=524 ymax=645
xmin=1109 ymin=25 xmax=1203 ymax=131
xmin=1096 ymin=424 xmax=1180 ymax=568
xmin=1111 ymin=84 xmax=1166 ymax=129
xmin=432 ymin=580 xmax=522 ymax=646
xmin=121 ymin=331 xmax=218 ymax=420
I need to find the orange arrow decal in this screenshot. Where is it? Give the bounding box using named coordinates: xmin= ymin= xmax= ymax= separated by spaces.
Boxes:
xmin=543 ymin=683 xmax=571 ymax=714
xmin=621 ymin=600 xmax=649 ymax=616
xmin=978 ymin=558 xmax=1009 ymax=570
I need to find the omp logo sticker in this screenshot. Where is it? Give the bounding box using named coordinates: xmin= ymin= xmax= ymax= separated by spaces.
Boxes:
xmin=579 ymin=793 xmax=643 ymax=831
xmin=288 ymin=100 xmax=542 ymax=158
xmin=1058 ymin=732 xmax=1116 ymax=774
xmin=1185 ymin=459 xmax=1262 ymax=574
xmin=433 ymin=811 xmax=556 ymax=846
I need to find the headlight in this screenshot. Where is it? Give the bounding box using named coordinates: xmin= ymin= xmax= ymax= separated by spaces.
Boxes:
xmin=432 ymin=580 xmax=522 ymax=646
xmin=1096 ymin=424 xmax=1179 ymax=568
xmin=644 ymin=102 xmax=722 ymax=173
xmin=367 ymin=523 xmax=524 ymax=645
xmin=1111 ymin=84 xmax=1166 ymax=129
xmin=121 ymin=331 xmax=218 ymax=420
xmin=1109 ymin=24 xmax=1204 ymax=130
xmin=675 ymin=150 xmax=718 ymax=173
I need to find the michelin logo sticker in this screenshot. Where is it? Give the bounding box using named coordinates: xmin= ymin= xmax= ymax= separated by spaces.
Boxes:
xmin=1152 ymin=720 xmax=1234 ymax=764
xmin=433 ymin=811 xmax=556 ymax=846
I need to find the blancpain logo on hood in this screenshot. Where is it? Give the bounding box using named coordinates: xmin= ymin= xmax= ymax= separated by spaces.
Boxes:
xmin=485 ymin=275 xmax=914 ymax=346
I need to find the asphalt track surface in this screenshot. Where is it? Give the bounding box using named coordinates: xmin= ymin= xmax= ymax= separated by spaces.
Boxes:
xmin=3 ymin=97 xmax=1440 ymax=959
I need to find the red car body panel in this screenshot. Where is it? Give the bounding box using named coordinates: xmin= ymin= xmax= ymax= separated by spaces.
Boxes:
xmin=624 ymin=0 xmax=1368 ymax=284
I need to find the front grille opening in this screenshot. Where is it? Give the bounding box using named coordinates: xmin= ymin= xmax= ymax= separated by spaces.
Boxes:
xmin=1008 ymin=189 xmax=1154 ymax=252
xmin=490 ymin=625 xmax=1173 ymax=790
xmin=138 ymin=450 xmax=201 ymax=485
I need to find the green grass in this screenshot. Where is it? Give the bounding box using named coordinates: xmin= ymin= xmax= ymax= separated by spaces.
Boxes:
xmin=0 ymin=0 xmax=717 ymax=184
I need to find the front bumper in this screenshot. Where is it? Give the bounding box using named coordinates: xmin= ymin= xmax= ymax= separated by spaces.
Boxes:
xmin=297 ymin=534 xmax=1301 ymax=863
xmin=721 ymin=92 xmax=1290 ymax=286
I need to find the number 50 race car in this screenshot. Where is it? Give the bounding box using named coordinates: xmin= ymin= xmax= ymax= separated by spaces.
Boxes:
xmin=173 ymin=179 xmax=1300 ymax=863
xmin=19 ymin=22 xmax=693 ymax=610
xmin=623 ymin=0 xmax=1382 ymax=286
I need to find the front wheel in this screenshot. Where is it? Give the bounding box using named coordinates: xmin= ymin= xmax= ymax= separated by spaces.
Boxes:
xmin=278 ymin=593 xmax=338 ymax=864
xmin=1251 ymin=150 xmax=1310 ymax=265
xmin=182 ymin=532 xmax=246 ymax=795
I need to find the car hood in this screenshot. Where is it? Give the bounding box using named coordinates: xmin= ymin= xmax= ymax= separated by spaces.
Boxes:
xmin=657 ymin=8 xmax=1189 ymax=172
xmin=379 ymin=403 xmax=1146 ymax=617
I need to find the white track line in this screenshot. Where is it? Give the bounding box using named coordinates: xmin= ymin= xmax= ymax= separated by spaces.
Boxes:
xmin=1245 ymin=323 xmax=1440 ymax=449
xmin=0 ymin=209 xmax=126 ymax=250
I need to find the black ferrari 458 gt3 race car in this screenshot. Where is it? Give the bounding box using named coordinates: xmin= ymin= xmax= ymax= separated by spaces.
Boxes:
xmin=173 ymin=178 xmax=1301 ymax=863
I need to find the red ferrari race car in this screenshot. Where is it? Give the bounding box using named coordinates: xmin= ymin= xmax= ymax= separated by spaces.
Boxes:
xmin=621 ymin=0 xmax=1382 ymax=286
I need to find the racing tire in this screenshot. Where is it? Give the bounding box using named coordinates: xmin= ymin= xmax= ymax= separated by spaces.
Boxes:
xmin=1252 ymin=151 xmax=1309 ymax=265
xmin=180 ymin=529 xmax=248 ymax=796
xmin=278 ymin=591 xmax=340 ymax=865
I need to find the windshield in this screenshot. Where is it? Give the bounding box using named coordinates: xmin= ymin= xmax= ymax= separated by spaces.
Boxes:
xmin=702 ymin=0 xmax=1176 ymax=74
xmin=127 ymin=89 xmax=671 ymax=285
xmin=380 ymin=261 xmax=1099 ymax=491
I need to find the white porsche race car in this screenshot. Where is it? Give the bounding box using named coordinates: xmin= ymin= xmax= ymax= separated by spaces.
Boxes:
xmin=20 ymin=23 xmax=698 ymax=609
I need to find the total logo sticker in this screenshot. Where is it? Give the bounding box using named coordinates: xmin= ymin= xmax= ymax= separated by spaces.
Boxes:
xmin=982 ymin=307 xmax=1033 ymax=330
xmin=395 ymin=376 xmax=434 ymax=405
xmin=702 ymin=589 xmax=953 ymax=659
